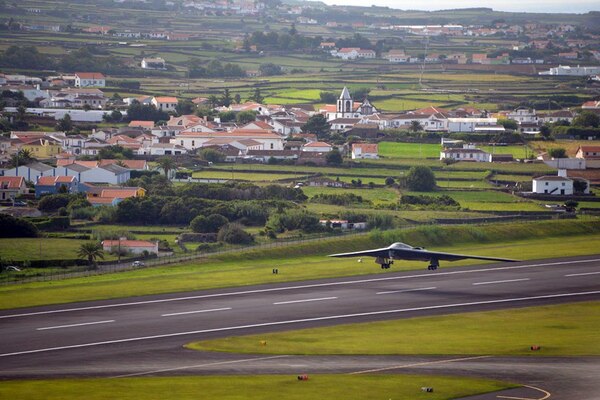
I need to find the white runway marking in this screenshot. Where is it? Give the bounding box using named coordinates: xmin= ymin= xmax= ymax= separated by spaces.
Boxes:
xmin=161 ymin=308 xmax=232 ymax=317
xmin=274 ymin=297 xmax=337 ymax=305
xmin=349 ymin=355 xmax=491 ymax=374
xmin=37 ymin=320 xmax=115 ymax=331
xmin=3 ymin=290 xmax=597 ymax=358
xmin=112 ymin=355 xmax=288 ymax=378
xmin=2 ymin=258 xmax=598 ymax=320
xmin=473 ymin=278 xmax=530 ymax=286
xmin=565 ymin=271 xmax=600 ymax=277
xmin=376 ymin=287 xmax=437 ymax=295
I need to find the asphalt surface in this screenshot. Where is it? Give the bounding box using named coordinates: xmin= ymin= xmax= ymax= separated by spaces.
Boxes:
xmin=1 ymin=255 xmax=599 ymax=399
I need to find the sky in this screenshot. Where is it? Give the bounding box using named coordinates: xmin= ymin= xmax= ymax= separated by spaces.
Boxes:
xmin=318 ymin=0 xmax=599 ymax=14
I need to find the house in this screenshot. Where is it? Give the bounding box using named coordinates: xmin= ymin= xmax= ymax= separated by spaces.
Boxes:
xmin=540 ymin=110 xmax=575 ymax=124
xmin=302 ymin=142 xmax=333 ymax=152
xmin=306 ymin=176 xmax=346 ymax=188
xmin=35 ymin=175 xmax=78 ymax=197
xmin=141 ymin=57 xmax=166 ymax=70
xmin=174 ymin=129 xmax=284 ymax=151
xmin=386 ymin=50 xmax=409 ymax=63
xmin=319 ymin=219 xmax=366 ymax=230
xmin=102 ymin=239 xmax=158 ymax=255
xmin=576 ymin=146 xmax=600 ymax=159
xmin=74 ymin=72 xmax=106 ymax=88
xmin=98 ymin=159 xmax=148 ymax=171
xmin=84 ymin=185 xmax=145 ymax=206
xmin=532 ymin=175 xmax=573 ymax=195
xmin=129 ymin=120 xmax=155 ymax=129
xmin=138 ymin=143 xmax=188 ymax=156
xmin=2 ymin=162 xmax=55 ymax=183
xmin=20 ymin=137 xmax=63 ymax=158
xmin=447 ymin=118 xmax=504 ymax=133
xmin=0 ymin=176 xmax=27 ymax=202
xmin=440 ymin=148 xmax=492 ymax=162
xmin=508 ymin=108 xmax=538 ymax=124
xmin=351 ymin=143 xmax=378 ymax=159
xmin=152 ymin=96 xmax=178 ymax=112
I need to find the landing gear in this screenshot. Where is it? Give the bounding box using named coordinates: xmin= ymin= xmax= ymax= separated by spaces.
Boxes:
xmin=428 ymin=259 xmax=439 ymax=271
xmin=376 ymin=257 xmax=393 ymax=269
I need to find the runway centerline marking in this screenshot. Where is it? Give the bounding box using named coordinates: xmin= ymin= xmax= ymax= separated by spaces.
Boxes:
xmin=37 ymin=320 xmax=115 ymax=331
xmin=2 ymin=258 xmax=598 ymax=320
xmin=349 ymin=355 xmax=491 ymax=374
xmin=3 ymin=290 xmax=598 ymax=358
xmin=473 ymin=278 xmax=530 ymax=286
xmin=161 ymin=308 xmax=232 ymax=317
xmin=112 ymin=355 xmax=288 ymax=378
xmin=376 ymin=287 xmax=437 ymax=295
xmin=274 ymin=297 xmax=337 ymax=305
xmin=565 ymin=271 xmax=600 ymax=277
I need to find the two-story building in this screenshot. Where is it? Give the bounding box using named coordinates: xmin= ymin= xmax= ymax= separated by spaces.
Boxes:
xmin=74 ymin=72 xmax=106 ymax=88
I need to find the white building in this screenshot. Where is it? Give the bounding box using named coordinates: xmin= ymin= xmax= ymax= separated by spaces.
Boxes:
xmin=174 ymin=129 xmax=284 ymax=151
xmin=447 ymin=118 xmax=503 ymax=133
xmin=507 ymin=108 xmax=538 ymax=124
xmin=138 ymin=143 xmax=188 ymax=156
xmin=532 ymin=175 xmax=573 ymax=195
xmin=74 ymin=72 xmax=106 ymax=88
xmin=440 ymin=148 xmax=492 ymax=162
xmin=302 ymin=142 xmax=333 ymax=152
xmin=351 ymin=143 xmax=378 ymax=159
xmin=386 ymin=50 xmax=409 ymax=63
xmin=539 ymin=65 xmax=600 ymax=76
xmin=151 ymin=96 xmax=178 ymax=112
xmin=141 ymin=57 xmax=167 ymax=70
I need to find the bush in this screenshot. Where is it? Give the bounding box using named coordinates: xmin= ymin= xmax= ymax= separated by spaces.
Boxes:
xmin=0 ymin=213 xmax=38 ymax=237
xmin=405 ymin=166 xmax=436 ymax=191
xmin=366 ymin=214 xmax=394 ymax=230
xmin=38 ymin=194 xmax=72 ymax=212
xmin=266 ymin=209 xmax=321 ymax=233
xmin=217 ymin=223 xmax=254 ymax=245
xmin=190 ymin=213 xmax=229 ymax=233
xmin=400 ymin=194 xmax=459 ymax=208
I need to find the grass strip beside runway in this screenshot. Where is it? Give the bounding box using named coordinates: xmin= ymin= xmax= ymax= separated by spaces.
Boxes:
xmin=1 ymin=221 xmax=599 ymax=310
xmin=0 ymin=374 xmax=515 ymax=400
xmin=187 ymin=301 xmax=600 ymax=356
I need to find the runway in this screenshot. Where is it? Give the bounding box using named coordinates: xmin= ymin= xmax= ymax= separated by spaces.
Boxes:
xmin=1 ymin=255 xmax=599 ymax=399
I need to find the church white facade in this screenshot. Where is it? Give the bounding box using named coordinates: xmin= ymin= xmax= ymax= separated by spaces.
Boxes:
xmin=327 ymin=87 xmax=377 ymax=121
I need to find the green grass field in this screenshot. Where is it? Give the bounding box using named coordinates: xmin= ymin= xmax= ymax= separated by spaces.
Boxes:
xmin=379 ymin=142 xmax=442 ymax=158
xmin=0 ymin=238 xmax=117 ymax=262
xmin=1 ymin=220 xmax=599 ymax=310
xmin=301 ymin=186 xmax=399 ymax=205
xmin=0 ymin=375 xmax=515 ymax=400
xmin=188 ymin=302 xmax=600 ymax=356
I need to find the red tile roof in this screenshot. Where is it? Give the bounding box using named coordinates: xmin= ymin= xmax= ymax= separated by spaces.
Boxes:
xmin=0 ymin=176 xmax=25 ymax=189
xmin=75 ymin=72 xmax=106 ymax=79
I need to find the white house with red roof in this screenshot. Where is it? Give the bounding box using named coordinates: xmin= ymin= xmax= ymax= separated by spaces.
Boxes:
xmin=351 ymin=143 xmax=378 ymax=159
xmin=0 ymin=176 xmax=27 ymax=201
xmin=152 ymin=96 xmax=178 ymax=112
xmin=74 ymin=72 xmax=106 ymax=88
xmin=174 ymin=128 xmax=284 ymax=151
xmin=102 ymin=239 xmax=158 ymax=255
xmin=302 ymin=141 xmax=333 ymax=152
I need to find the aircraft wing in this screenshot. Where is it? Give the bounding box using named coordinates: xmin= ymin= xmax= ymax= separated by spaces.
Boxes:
xmin=418 ymin=249 xmax=518 ymax=263
xmin=329 ymin=247 xmax=391 ymax=258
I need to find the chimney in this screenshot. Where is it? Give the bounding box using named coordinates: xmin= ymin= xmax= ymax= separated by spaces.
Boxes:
xmin=557 ymin=169 xmax=567 ymax=178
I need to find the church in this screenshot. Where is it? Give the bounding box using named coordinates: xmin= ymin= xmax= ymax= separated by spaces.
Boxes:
xmin=325 ymin=87 xmax=377 ymax=121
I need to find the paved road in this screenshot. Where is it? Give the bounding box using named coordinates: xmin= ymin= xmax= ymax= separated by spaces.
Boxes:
xmin=1 ymin=255 xmax=599 ymax=399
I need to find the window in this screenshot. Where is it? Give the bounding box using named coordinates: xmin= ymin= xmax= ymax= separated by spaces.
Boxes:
xmin=192 ymin=140 xmax=195 ymax=147
xmin=270 ymin=143 xmax=274 ymax=149
xmin=180 ymin=140 xmax=184 ymax=146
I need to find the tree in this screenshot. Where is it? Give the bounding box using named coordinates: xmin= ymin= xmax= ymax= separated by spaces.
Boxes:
xmin=10 ymin=149 xmax=34 ymax=168
xmin=572 ymin=111 xmax=600 ymax=128
xmin=498 ymin=119 xmax=519 ymax=131
xmin=236 ymin=110 xmax=257 ymax=124
xmin=176 ymin=99 xmax=194 ymax=116
xmin=259 ymin=63 xmax=283 ymax=76
xmin=217 ymin=223 xmax=253 ymax=244
xmin=0 ymin=213 xmax=38 ymax=238
xmin=549 ymin=148 xmax=567 ymax=158
xmin=249 ymin=88 xmax=264 ymax=103
xmin=385 ymin=177 xmax=395 ymax=186
xmin=55 ymin=114 xmax=73 ymax=132
xmin=539 ymin=125 xmax=551 ymax=139
xmin=38 ymin=194 xmax=72 ymax=212
xmin=302 ymin=114 xmax=330 ymax=140
xmin=198 ymin=148 xmax=225 ymax=163
xmin=573 ymin=179 xmax=588 ymax=193
xmin=409 ymin=120 xmax=422 ymax=133
xmin=77 ymin=242 xmax=104 ymax=267
xmin=234 ymin=93 xmax=241 ymax=104
xmin=156 ymin=156 xmax=176 ymax=178
xmin=405 ymin=166 xmax=436 ymax=191
xmin=326 ymin=148 xmax=343 ymax=165
xmin=190 ymin=214 xmax=229 ymax=233
xmin=221 ymin=89 xmax=232 ymax=107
